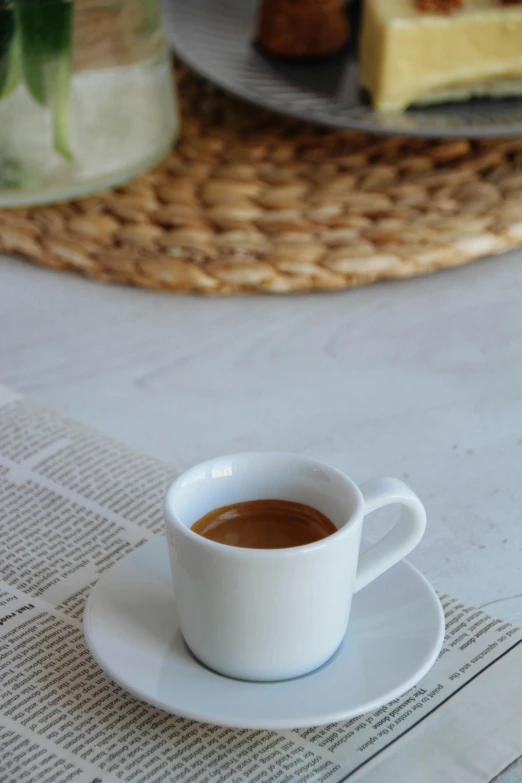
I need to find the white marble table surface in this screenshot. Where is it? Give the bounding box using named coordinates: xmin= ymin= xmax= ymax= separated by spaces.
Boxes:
xmin=1 ymin=251 xmax=521 ymax=780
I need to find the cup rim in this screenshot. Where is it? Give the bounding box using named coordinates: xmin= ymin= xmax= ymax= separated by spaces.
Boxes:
xmin=163 ymin=451 xmax=364 ymax=558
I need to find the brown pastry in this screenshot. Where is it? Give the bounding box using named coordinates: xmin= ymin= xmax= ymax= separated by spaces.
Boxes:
xmin=256 ymin=0 xmax=350 ymax=59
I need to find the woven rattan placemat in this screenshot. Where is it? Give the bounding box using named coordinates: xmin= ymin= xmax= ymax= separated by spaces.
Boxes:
xmin=1 ymin=66 xmax=522 ymax=295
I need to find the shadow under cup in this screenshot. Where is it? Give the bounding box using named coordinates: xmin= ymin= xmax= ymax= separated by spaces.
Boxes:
xmin=163 ymin=453 xmax=365 ymax=682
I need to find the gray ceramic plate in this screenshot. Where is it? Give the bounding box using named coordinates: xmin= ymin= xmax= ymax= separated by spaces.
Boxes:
xmin=163 ymin=0 xmax=522 ymax=139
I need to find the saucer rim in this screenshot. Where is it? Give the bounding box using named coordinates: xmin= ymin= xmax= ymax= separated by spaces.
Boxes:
xmin=83 ymin=537 xmax=445 ymax=729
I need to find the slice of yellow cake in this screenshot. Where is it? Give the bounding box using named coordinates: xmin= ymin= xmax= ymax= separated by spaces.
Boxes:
xmin=360 ymin=0 xmax=522 ymax=112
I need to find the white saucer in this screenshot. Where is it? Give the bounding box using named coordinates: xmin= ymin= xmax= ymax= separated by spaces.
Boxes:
xmin=83 ymin=538 xmax=444 ymax=729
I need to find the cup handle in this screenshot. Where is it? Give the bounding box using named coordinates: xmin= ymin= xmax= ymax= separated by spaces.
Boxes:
xmin=354 ymin=478 xmax=426 ymax=593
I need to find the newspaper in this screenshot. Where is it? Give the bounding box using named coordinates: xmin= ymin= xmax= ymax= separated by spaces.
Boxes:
xmin=0 ymin=384 xmax=520 ymax=783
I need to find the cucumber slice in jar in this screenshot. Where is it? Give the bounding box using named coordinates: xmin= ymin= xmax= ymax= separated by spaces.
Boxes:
xmin=0 ymin=2 xmax=21 ymax=99
xmin=0 ymin=32 xmax=22 ymax=99
xmin=14 ymin=0 xmax=74 ymax=160
xmin=140 ymin=0 xmax=161 ymax=35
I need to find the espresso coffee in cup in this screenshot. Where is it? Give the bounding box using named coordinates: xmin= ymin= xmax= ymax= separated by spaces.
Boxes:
xmin=164 ymin=452 xmax=426 ymax=681
xmin=191 ymin=499 xmax=337 ymax=549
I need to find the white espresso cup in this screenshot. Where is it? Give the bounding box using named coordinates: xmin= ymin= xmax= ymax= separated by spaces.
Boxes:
xmin=164 ymin=452 xmax=426 ymax=682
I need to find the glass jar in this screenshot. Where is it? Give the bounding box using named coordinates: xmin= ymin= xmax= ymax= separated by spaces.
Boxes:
xmin=0 ymin=0 xmax=178 ymax=206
